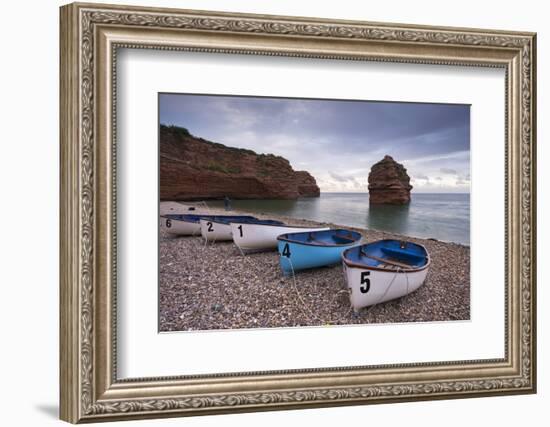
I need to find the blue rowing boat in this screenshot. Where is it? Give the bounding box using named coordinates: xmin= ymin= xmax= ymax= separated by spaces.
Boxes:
xmin=277 ymin=229 xmax=362 ymax=275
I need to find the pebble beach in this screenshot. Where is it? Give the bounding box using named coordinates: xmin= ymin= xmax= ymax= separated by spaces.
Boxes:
xmin=159 ymin=202 xmax=470 ymax=332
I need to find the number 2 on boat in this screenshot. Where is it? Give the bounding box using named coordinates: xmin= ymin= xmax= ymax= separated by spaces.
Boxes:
xmin=360 ymin=271 xmax=370 ymax=293
xmin=207 ymin=222 xmax=213 ymax=232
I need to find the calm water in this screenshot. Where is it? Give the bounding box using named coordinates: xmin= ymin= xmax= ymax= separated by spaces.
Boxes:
xmin=209 ymin=193 xmax=470 ymax=245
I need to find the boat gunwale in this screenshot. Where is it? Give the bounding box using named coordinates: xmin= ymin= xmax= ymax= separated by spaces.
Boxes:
xmin=224 ymin=219 xmax=285 ymax=226
xmin=160 ymin=215 xmax=258 ymax=225
xmin=161 ymin=214 xmax=220 ymax=224
xmin=231 ymin=221 xmax=330 ymax=230
xmin=199 ymin=216 xmax=258 ymax=226
xmin=276 ymin=229 xmax=362 ymax=247
xmin=341 ymin=239 xmax=431 ymax=273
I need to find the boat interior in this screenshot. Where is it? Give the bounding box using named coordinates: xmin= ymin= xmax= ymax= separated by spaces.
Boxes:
xmin=219 ymin=218 xmax=284 ymax=225
xmin=162 ymin=214 xmax=217 ymax=223
xmin=208 ymin=216 xmax=257 ymax=224
xmin=162 ymin=214 xmax=258 ymax=223
xmin=280 ymin=229 xmax=362 ymax=246
xmin=346 ymin=239 xmax=428 ymax=270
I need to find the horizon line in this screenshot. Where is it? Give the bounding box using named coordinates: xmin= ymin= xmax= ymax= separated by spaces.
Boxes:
xmin=320 ymin=191 xmax=471 ymax=194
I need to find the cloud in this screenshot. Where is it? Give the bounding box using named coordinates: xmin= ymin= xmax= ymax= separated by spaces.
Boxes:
xmin=326 ymin=171 xmax=365 ymax=191
xmin=414 ymin=174 xmax=430 ymax=181
xmin=404 ymin=151 xmax=469 ymax=165
xmin=440 ymin=167 xmax=457 ymax=174
xmin=455 ymin=174 xmax=471 ymax=186
xmin=160 ymin=94 xmax=470 ymax=193
xmin=329 ymin=171 xmax=356 ymax=183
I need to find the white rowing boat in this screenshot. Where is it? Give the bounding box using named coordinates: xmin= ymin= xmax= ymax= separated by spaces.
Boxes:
xmin=199 ymin=216 xmax=257 ymax=242
xmin=159 ymin=201 xmax=211 ymax=216
xmin=160 ymin=214 xmax=216 ymax=236
xmin=342 ymin=239 xmax=430 ymax=311
xmin=231 ymin=222 xmax=330 ymax=252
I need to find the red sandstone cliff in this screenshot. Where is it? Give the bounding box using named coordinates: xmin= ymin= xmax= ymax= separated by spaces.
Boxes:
xmin=368 ymin=155 xmax=412 ymax=204
xmin=160 ymin=125 xmax=320 ymax=200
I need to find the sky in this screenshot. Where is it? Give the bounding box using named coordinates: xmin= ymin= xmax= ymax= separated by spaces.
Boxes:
xmin=159 ymin=93 xmax=470 ymax=193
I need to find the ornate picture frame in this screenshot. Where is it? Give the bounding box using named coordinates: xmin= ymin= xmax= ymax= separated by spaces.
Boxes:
xmin=60 ymin=2 xmax=536 ymax=423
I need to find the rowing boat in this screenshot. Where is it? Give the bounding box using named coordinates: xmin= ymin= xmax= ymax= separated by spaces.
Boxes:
xmin=199 ymin=216 xmax=257 ymax=242
xmin=277 ymin=229 xmax=362 ymax=275
xmin=160 ymin=202 xmax=203 ymax=215
xmin=231 ymin=221 xmax=330 ymax=252
xmin=342 ymin=239 xmax=430 ymax=311
xmin=160 ymin=214 xmax=219 ymax=236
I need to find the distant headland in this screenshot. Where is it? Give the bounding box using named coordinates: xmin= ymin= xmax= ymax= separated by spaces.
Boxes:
xmin=160 ymin=124 xmax=320 ymax=201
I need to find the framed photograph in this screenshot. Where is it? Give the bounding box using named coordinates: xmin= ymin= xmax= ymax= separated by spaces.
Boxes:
xmin=158 ymin=94 xmax=471 ymax=332
xmin=60 ymin=2 xmax=536 ymax=423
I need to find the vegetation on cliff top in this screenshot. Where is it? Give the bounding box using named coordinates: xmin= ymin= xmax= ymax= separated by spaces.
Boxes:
xmin=161 ymin=124 xmax=267 ymax=157
xmin=160 ymin=123 xmax=320 ymax=199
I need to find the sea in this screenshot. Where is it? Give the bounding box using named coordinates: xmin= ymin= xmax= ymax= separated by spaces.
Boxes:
xmin=208 ymin=192 xmax=470 ymax=246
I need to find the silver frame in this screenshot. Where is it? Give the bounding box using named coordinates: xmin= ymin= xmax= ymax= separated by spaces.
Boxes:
xmin=60 ymin=2 xmax=536 ymax=423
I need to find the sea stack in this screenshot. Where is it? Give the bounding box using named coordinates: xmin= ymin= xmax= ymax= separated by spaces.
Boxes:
xmin=368 ymin=155 xmax=412 ymax=204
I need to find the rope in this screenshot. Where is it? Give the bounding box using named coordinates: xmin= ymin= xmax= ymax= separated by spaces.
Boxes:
xmin=203 ymin=227 xmax=358 ymax=325
xmin=196 ymin=201 xmax=212 ymax=245
xmin=205 ymin=230 xmax=410 ymax=323
xmin=286 ymin=256 xmax=353 ymax=325
xmin=362 ymin=266 xmax=403 ymax=314
xmin=235 ymin=243 xmax=281 ymax=327
xmin=196 ymin=200 xmax=212 ymax=214
xmin=236 ymin=244 xmax=353 ymax=325
xmin=405 ymin=268 xmax=410 ymax=296
xmin=191 ymin=218 xmax=203 ymax=237
xmin=204 ymin=234 xmax=218 ymax=246
xmin=236 ymin=244 xmax=247 ymax=258
xmin=356 ymin=245 xmax=409 ymax=314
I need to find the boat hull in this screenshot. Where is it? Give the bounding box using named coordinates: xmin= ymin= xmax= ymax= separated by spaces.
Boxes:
xmin=160 ymin=217 xmax=200 ymax=235
xmin=343 ymin=262 xmax=428 ymax=310
xmin=278 ymin=240 xmax=358 ymax=275
xmin=200 ymin=219 xmax=233 ymax=241
xmin=231 ymin=223 xmax=330 ymax=251
xmin=160 ymin=202 xmax=205 ymax=216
